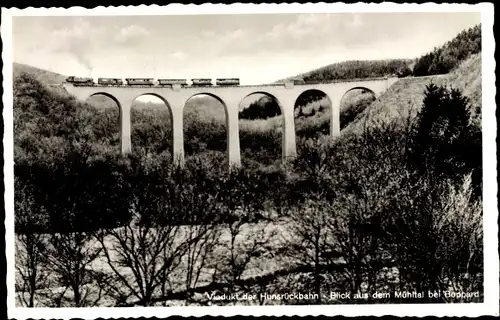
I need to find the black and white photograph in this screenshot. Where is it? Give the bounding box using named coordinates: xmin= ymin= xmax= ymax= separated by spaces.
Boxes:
xmin=3 ymin=3 xmax=497 ymax=318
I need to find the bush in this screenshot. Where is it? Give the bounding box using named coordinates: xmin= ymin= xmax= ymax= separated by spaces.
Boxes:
xmin=384 ymin=172 xmax=482 ymax=301
xmin=15 ymin=150 xmax=133 ymax=233
xmin=239 ymin=127 xmax=282 ymax=165
xmin=184 ymin=112 xmax=227 ymax=155
xmin=409 ymin=83 xmax=482 ymax=196
xmin=340 ymin=93 xmax=376 ymax=129
xmin=131 ymin=107 xmax=172 ymax=154
xmin=239 ymin=96 xmax=281 ymax=120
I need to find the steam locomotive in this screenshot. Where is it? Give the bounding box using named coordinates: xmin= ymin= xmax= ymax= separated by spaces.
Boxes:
xmin=66 ymin=76 xmax=94 ymax=85
xmin=216 ymin=78 xmax=240 ymax=86
xmin=191 ymin=78 xmax=213 ymax=86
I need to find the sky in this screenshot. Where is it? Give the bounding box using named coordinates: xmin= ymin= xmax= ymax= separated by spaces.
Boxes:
xmin=12 ymin=12 xmax=480 ymax=85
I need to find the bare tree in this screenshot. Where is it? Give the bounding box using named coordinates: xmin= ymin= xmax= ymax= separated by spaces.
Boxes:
xmin=182 ymin=223 xmax=221 ymax=305
xmin=284 ymin=193 xmax=332 ymax=304
xmin=42 ymin=231 xmax=105 ymax=307
xmin=14 ymin=178 xmax=51 ymax=307
xmin=286 ymin=122 xmax=408 ymax=302
xmin=212 ymin=215 xmax=278 ymax=301
xmin=437 ymin=174 xmax=483 ymax=301
xmin=95 ymin=218 xmax=188 ymax=306
xmin=387 ymin=173 xmax=483 ymax=302
xmin=15 ymin=233 xmax=49 ymax=307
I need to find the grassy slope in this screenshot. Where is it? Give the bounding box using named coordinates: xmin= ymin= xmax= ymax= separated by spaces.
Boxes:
xmin=344 ymin=53 xmax=482 ymax=134
xmin=13 ymin=63 xmax=70 ymax=97
xmin=13 ymin=63 xmax=67 ymax=85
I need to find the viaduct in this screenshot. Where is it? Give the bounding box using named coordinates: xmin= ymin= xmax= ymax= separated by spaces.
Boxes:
xmin=63 ymin=77 xmax=399 ymax=167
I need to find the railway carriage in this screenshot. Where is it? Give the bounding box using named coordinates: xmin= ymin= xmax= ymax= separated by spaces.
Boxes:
xmin=98 ymin=78 xmax=123 ymax=86
xmin=191 ymin=78 xmax=213 ymax=86
xmin=126 ymin=78 xmax=155 ymax=86
xmin=216 ymin=78 xmax=240 ymax=86
xmin=157 ymin=79 xmax=188 ymax=86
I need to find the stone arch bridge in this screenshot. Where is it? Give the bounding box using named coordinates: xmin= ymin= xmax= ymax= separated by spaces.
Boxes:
xmin=63 ymin=77 xmax=399 ymax=167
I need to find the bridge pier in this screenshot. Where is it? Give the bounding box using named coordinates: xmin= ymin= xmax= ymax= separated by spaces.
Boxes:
xmin=280 ymin=95 xmax=298 ymax=162
xmin=171 ymin=107 xmax=185 ymax=166
xmin=329 ymin=95 xmax=342 ymax=138
xmin=225 ymin=97 xmax=241 ymax=168
xmin=119 ymin=99 xmax=133 ymax=154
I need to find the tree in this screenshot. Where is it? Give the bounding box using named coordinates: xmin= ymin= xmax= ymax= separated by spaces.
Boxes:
xmin=239 ymin=96 xmax=281 ymax=120
xmin=42 ymin=232 xmax=106 ymax=307
xmin=284 ymin=192 xmax=332 ymax=304
xmin=14 ymin=177 xmax=50 ymax=307
xmin=409 ymin=83 xmax=481 ymax=194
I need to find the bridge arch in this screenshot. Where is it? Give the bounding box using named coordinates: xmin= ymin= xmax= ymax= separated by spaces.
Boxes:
xmin=131 ymin=93 xmax=172 ymax=111
xmin=239 ymin=91 xmax=285 ymax=116
xmin=238 ymin=91 xmax=285 ymax=165
xmin=88 ymin=92 xmax=122 ymax=109
xmin=340 ymin=86 xmax=377 ymax=102
xmin=339 ymin=86 xmax=377 ymax=130
xmin=86 ymin=92 xmax=122 ymax=150
xmin=130 ymin=93 xmax=174 ymax=157
xmin=183 ymin=92 xmax=229 ymax=165
xmin=294 ymin=89 xmax=332 ymax=140
xmin=183 ymin=92 xmax=229 ymax=119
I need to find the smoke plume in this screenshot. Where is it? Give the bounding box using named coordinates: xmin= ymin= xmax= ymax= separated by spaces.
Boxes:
xmin=48 ymin=18 xmax=100 ymax=75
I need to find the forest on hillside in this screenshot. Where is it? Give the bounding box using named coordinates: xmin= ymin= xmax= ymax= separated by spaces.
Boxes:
xmin=280 ymin=24 xmax=481 ymax=85
xmin=294 ymin=59 xmax=413 ymax=83
xmin=413 ymin=24 xmax=481 ymax=76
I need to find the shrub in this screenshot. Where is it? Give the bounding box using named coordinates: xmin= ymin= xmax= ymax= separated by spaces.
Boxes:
xmin=131 ymin=107 xmax=172 ymax=154
xmin=184 ymin=113 xmax=227 ymax=155
xmin=384 ymin=172 xmax=482 ymax=301
xmin=239 ymin=96 xmax=281 ymax=120
xmin=239 ymin=124 xmax=282 ymax=165
xmin=340 ymin=93 xmax=376 ymax=129
xmin=409 ymin=83 xmax=482 ymax=196
xmin=15 ymin=150 xmax=133 ymax=233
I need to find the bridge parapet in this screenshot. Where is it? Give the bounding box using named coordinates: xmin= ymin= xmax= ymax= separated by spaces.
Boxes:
xmin=387 ymin=76 xmax=399 ymax=87
xmin=279 ymin=76 xmax=391 ymax=86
